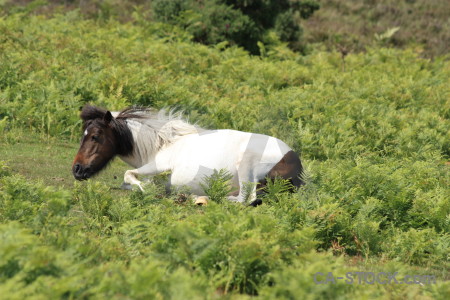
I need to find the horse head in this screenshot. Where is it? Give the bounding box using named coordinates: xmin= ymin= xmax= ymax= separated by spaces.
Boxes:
xmin=72 ymin=105 xmax=132 ymax=180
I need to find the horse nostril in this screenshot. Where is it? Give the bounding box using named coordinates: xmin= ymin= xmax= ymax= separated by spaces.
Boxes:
xmin=73 ymin=163 xmax=86 ymax=180
xmin=74 ymin=163 xmax=81 ymax=174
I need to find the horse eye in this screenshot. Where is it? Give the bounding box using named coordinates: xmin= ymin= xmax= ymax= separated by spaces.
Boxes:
xmin=92 ymin=135 xmax=99 ymax=142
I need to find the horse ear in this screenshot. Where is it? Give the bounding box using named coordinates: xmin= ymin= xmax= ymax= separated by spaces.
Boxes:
xmin=103 ymin=111 xmax=113 ymax=124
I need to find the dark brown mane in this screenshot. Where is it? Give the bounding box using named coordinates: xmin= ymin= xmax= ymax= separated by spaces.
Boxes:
xmin=111 ymin=118 xmax=134 ymax=156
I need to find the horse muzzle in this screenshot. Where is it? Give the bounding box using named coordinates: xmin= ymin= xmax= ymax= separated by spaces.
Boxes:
xmin=72 ymin=163 xmax=92 ymax=180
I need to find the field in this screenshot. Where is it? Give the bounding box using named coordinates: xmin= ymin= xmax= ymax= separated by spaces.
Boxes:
xmin=0 ymin=7 xmax=449 ymax=300
xmin=302 ymin=0 xmax=450 ymax=58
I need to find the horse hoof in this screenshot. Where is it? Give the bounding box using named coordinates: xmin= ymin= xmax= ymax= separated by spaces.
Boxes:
xmin=120 ymin=182 xmax=133 ymax=190
xmin=195 ymin=196 xmax=208 ymax=206
xmin=249 ymin=199 xmax=263 ymax=207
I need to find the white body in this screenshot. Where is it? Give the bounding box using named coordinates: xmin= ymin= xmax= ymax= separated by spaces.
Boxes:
xmin=120 ymin=119 xmax=292 ymax=202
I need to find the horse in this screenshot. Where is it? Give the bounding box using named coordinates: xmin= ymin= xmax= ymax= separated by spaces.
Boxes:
xmin=72 ymin=105 xmax=304 ymax=206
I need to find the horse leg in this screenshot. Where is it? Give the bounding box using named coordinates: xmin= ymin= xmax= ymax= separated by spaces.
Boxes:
xmin=123 ymin=169 xmax=145 ymax=191
xmin=227 ymin=166 xmax=259 ymax=204
xmin=123 ymin=161 xmax=169 ymax=192
xmin=232 ymin=180 xmax=266 ymax=206
xmin=226 ymin=181 xmax=253 ymax=203
xmin=248 ymin=184 xmax=265 ymax=207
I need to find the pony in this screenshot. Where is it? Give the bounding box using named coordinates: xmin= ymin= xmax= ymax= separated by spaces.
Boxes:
xmin=72 ymin=105 xmax=304 ymax=205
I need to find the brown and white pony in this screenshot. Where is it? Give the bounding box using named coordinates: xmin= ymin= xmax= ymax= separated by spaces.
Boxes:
xmin=72 ymin=105 xmax=304 ymax=206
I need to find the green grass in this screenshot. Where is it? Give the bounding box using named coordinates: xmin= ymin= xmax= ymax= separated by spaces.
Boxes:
xmin=0 ymin=8 xmax=449 ymax=299
xmin=0 ymin=131 xmax=129 ymax=191
xmin=1 ymin=135 xmax=448 ymax=298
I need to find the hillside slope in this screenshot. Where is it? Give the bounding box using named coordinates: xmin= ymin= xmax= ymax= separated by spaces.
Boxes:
xmin=303 ymin=0 xmax=450 ymax=57
xmin=0 ymin=11 xmax=449 ymax=299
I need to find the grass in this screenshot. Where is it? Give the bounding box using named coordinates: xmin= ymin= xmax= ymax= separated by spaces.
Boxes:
xmin=1 ymin=135 xmax=449 ymax=299
xmin=1 ymin=132 xmax=448 ymax=298
xmin=0 ymin=8 xmax=448 ymax=299
xmin=0 ymin=131 xmax=129 ymax=191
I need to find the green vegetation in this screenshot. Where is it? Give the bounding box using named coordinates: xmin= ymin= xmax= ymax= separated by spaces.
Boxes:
xmin=3 ymin=0 xmax=448 ymax=57
xmin=1 ymin=0 xmax=320 ymax=54
xmin=151 ymin=0 xmax=320 ymax=54
xmin=0 ymin=3 xmax=449 ymax=299
xmin=303 ymin=0 xmax=450 ymax=58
